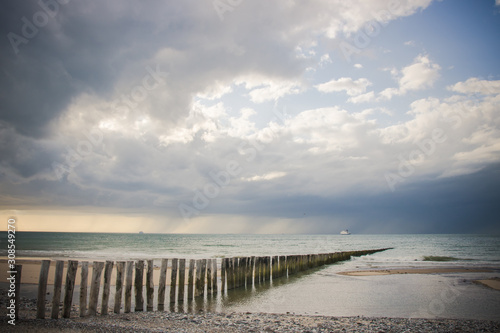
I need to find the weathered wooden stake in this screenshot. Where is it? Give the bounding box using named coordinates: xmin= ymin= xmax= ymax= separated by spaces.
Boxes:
xmin=170 ymin=258 xmax=178 ymax=304
xmin=62 ymin=260 xmax=78 ymax=318
xmin=206 ymin=259 xmax=212 ymax=294
xmin=233 ymin=258 xmax=239 ymax=288
xmin=246 ymin=257 xmax=253 ymax=287
xmin=200 ymin=259 xmax=207 ymax=296
xmin=257 ymin=257 xmax=263 ymax=283
xmin=123 ymin=261 xmax=134 ymax=313
xmin=101 ymin=261 xmax=114 ymax=315
xmin=279 ymin=256 xmax=285 ymax=278
xmin=146 ymin=260 xmax=154 ymax=311
xmin=188 ymin=259 xmax=195 ymax=300
xmin=79 ymin=262 xmax=89 ymax=317
xmin=88 ymin=261 xmax=104 ymax=316
xmin=114 ymin=261 xmax=125 ymax=314
xmin=124 ymin=261 xmax=133 ymax=313
xmin=134 ymin=260 xmax=145 ymax=312
xmin=271 ymin=256 xmax=278 ymax=280
xmin=157 ymin=259 xmax=168 ymax=310
xmin=221 ymin=258 xmax=227 ymax=294
xmin=231 ymin=257 xmax=237 ymax=289
xmin=238 ymin=258 xmax=244 ymax=288
xmin=178 ymin=259 xmax=186 ymax=302
xmin=36 ymin=260 xmax=51 ymax=319
xmin=212 ymin=259 xmax=217 ymax=294
xmin=226 ymin=258 xmax=233 ymax=290
xmin=195 ymin=259 xmax=202 ymax=297
xmin=51 ymin=260 xmax=64 ymax=319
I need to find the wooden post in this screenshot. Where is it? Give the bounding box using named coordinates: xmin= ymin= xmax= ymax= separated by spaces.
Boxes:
xmin=253 ymin=257 xmax=259 ymax=284
xmin=221 ymin=258 xmax=227 ymax=294
xmin=246 ymin=257 xmax=253 ymax=287
xmin=233 ymin=258 xmax=239 ymax=288
xmin=279 ymin=256 xmax=285 ymax=278
xmin=262 ymin=257 xmax=266 ymax=281
xmin=170 ymin=258 xmax=178 ymax=304
xmin=51 ymin=260 xmax=64 ymax=319
xmin=146 ymin=260 xmax=154 ymax=311
xmin=79 ymin=262 xmax=88 ymax=317
xmin=62 ymin=260 xmax=78 ymax=318
xmin=272 ymin=256 xmax=278 ymax=280
xmin=238 ymin=258 xmax=244 ymax=288
xmin=101 ymin=261 xmax=114 ymax=315
xmin=88 ymin=261 xmax=104 ymax=316
xmin=188 ymin=259 xmax=195 ymax=300
xmin=178 ymin=259 xmax=186 ymax=302
xmin=226 ymin=258 xmax=233 ymax=290
xmin=212 ymin=259 xmax=217 ymax=294
xmin=206 ymin=259 xmax=212 ymax=294
xmin=157 ymin=259 xmax=168 ymax=310
xmin=258 ymin=257 xmax=263 ymax=283
xmin=201 ymin=259 xmax=207 ymax=296
xmin=195 ymin=259 xmax=202 ymax=297
xmin=13 ymin=264 xmax=22 ymax=321
xmin=36 ymin=260 xmax=51 ymax=319
xmin=240 ymin=257 xmax=245 ymax=287
xmin=114 ymin=261 xmax=125 ymax=314
xmin=231 ymin=258 xmax=237 ymax=289
xmin=264 ymin=257 xmax=269 ymax=280
xmin=134 ymin=260 xmax=144 ymax=312
xmin=124 ymin=261 xmax=133 ymax=313
xmin=260 ymin=257 xmax=265 ymax=282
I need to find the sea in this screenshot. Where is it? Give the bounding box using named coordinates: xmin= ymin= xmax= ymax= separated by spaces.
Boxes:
xmin=1 ymin=233 xmax=500 ymax=320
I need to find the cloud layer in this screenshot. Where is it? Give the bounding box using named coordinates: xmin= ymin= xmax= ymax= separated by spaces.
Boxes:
xmin=1 ymin=0 xmax=499 ymax=233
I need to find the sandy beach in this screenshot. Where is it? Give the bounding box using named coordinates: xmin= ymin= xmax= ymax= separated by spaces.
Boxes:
xmin=337 ymin=267 xmax=500 ymax=290
xmin=2 ymin=259 xmax=500 ymax=331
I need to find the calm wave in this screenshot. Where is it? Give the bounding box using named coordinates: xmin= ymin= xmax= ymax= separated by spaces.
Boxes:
xmin=1 ymin=233 xmax=499 ymax=270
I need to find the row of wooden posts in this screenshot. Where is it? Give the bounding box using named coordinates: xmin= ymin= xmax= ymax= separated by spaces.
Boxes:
xmin=33 ymin=248 xmax=389 ymax=319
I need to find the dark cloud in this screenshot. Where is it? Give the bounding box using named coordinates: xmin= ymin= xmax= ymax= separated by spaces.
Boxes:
xmin=1 ymin=1 xmax=499 ymax=234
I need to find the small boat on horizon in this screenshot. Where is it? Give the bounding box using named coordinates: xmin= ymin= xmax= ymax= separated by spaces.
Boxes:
xmin=340 ymin=229 xmax=351 ymax=235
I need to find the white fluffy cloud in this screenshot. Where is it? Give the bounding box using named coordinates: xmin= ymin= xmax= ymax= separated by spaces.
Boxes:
xmin=447 ymin=77 xmax=500 ymax=95
xmin=315 ymin=77 xmax=372 ymax=96
xmin=379 ymin=55 xmax=441 ymax=100
xmin=2 ymin=0 xmax=500 ymax=233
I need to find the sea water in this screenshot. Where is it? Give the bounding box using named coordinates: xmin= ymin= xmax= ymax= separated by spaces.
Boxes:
xmin=1 ymin=233 xmax=499 ymax=268
xmin=1 ymin=233 xmax=499 ymax=320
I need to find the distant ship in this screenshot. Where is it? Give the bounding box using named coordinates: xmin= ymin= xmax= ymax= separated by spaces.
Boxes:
xmin=340 ymin=229 xmax=351 ymax=235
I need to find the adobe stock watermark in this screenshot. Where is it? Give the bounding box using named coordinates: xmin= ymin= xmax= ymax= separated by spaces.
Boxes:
xmin=213 ymin=0 xmax=244 ymax=22
xmin=52 ymin=64 xmax=167 ymax=180
xmin=339 ymin=0 xmax=403 ymax=63
xmin=7 ymin=0 xmax=72 ymax=55
xmin=178 ymin=107 xmax=290 ymax=221
xmin=413 ymin=282 xmax=461 ymax=318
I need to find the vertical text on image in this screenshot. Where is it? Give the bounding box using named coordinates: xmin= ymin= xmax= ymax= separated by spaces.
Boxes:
xmin=6 ymin=217 xmax=18 ymax=325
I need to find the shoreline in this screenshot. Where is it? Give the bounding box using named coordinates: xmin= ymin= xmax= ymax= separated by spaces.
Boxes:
xmin=338 ymin=267 xmax=500 ymax=291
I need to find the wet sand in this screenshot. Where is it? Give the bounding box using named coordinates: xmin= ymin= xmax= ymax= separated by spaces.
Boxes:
xmin=475 ymin=277 xmax=500 ymax=291
xmin=338 ymin=267 xmax=494 ymax=276
xmin=337 ymin=267 xmax=500 ymax=291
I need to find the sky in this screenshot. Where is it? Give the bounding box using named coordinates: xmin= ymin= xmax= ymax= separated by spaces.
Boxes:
xmin=1 ymin=0 xmax=500 ymax=234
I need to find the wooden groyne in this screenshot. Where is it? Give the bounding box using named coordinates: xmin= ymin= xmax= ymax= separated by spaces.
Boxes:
xmin=30 ymin=248 xmax=389 ymax=319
